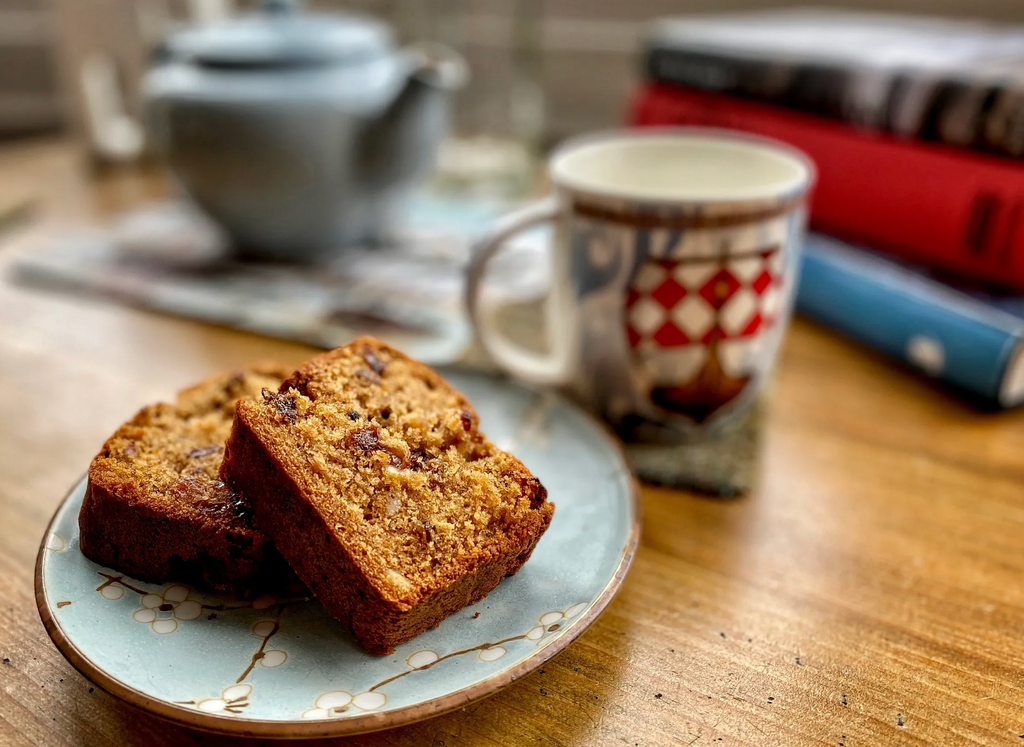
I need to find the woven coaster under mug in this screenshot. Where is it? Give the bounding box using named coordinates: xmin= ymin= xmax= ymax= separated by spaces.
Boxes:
xmin=465 ymin=129 xmax=814 ymax=495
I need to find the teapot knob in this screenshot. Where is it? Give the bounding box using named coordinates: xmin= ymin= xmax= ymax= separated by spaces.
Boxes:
xmin=263 ymin=0 xmax=301 ymax=13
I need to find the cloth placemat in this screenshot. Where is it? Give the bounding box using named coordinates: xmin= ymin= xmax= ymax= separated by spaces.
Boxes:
xmin=9 ymin=199 xmax=546 ymax=366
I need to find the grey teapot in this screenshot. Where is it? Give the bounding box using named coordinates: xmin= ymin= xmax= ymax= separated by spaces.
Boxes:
xmin=144 ymin=0 xmax=467 ymax=261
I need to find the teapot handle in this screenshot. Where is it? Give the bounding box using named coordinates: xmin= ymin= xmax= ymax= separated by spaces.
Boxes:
xmin=404 ymin=42 xmax=469 ymax=91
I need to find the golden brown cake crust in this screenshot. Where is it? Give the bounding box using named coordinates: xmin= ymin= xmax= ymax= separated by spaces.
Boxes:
xmin=79 ymin=363 xmax=295 ymax=594
xmin=221 ymin=337 xmax=554 ymax=653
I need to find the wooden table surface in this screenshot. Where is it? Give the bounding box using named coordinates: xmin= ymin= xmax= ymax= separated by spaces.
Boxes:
xmin=4 ymin=138 xmax=1024 ymax=747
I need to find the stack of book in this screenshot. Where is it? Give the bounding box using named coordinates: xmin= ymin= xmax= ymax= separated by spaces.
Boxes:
xmin=631 ymin=9 xmax=1024 ymax=407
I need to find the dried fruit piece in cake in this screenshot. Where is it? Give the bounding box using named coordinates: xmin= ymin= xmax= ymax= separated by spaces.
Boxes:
xmin=79 ymin=364 xmax=296 ymax=595
xmin=221 ymin=337 xmax=554 ymax=653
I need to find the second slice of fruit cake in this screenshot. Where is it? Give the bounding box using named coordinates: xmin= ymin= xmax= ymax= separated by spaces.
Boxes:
xmin=80 ymin=364 xmax=296 ymax=595
xmin=221 ymin=337 xmax=554 ymax=654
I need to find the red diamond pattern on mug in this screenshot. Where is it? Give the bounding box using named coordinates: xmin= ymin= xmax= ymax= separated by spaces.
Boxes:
xmin=626 ymin=247 xmax=782 ymax=350
xmin=653 ymin=320 xmax=690 ymax=347
xmin=742 ymin=313 xmax=763 ymax=336
xmin=752 ymin=269 xmax=773 ymax=295
xmin=651 ymin=276 xmax=687 ymax=309
xmin=699 ymin=268 xmax=741 ymax=310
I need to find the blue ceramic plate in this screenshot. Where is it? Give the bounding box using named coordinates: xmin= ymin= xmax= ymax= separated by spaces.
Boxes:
xmin=35 ymin=371 xmax=639 ymax=738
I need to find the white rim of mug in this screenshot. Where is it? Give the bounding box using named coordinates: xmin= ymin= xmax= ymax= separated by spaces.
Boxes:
xmin=548 ymin=127 xmax=817 ymax=206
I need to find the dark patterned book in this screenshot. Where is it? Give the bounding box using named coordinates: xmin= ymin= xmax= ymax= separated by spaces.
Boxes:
xmin=645 ymin=9 xmax=1024 ymax=159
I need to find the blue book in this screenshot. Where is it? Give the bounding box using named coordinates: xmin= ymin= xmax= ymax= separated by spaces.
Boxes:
xmin=796 ymin=234 xmax=1024 ymax=407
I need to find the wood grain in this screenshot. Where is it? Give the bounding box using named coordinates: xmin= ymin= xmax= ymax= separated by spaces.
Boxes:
xmin=4 ymin=139 xmax=1024 ymax=746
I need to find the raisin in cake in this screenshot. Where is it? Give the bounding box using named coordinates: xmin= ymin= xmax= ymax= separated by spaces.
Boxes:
xmin=80 ymin=364 xmax=295 ymax=594
xmin=221 ymin=337 xmax=554 ymax=654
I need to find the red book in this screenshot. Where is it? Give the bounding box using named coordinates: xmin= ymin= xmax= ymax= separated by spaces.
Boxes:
xmin=631 ymin=83 xmax=1024 ymax=291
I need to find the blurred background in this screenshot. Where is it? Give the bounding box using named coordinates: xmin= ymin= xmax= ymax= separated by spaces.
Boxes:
xmin=5 ymin=0 xmax=1024 ymax=411
xmin=3 ymin=0 xmax=1021 ymax=147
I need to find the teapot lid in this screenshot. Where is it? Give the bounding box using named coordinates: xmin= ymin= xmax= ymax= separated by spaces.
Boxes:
xmin=167 ymin=2 xmax=393 ymax=68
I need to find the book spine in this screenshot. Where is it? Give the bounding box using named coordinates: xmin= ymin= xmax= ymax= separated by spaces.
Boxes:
xmin=631 ymin=83 xmax=1024 ymax=291
xmin=645 ymin=46 xmax=855 ymax=123
xmin=796 ymin=235 xmax=1024 ymax=405
xmin=644 ymin=45 xmax=1024 ymax=159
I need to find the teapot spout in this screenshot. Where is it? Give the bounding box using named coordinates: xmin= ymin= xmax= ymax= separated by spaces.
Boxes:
xmin=359 ymin=43 xmax=468 ymax=190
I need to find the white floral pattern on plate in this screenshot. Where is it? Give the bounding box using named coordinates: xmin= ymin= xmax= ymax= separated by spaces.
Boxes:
xmin=179 ymin=683 xmax=253 ymax=716
xmin=526 ymin=601 xmax=590 ymax=645
xmin=302 ymin=690 xmax=387 ymax=719
xmin=95 ymin=573 xmax=309 ymax=635
xmin=297 ymin=602 xmax=588 ymax=718
xmin=91 ymin=567 xmax=589 ymax=719
xmin=244 ymin=619 xmax=288 ymax=676
xmin=132 ymin=584 xmax=199 ymax=634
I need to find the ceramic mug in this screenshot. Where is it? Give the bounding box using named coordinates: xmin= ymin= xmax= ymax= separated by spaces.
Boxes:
xmin=466 ymin=129 xmax=814 ymax=440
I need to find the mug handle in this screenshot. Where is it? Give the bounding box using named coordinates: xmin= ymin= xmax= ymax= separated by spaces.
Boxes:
xmin=466 ymin=196 xmax=573 ymax=385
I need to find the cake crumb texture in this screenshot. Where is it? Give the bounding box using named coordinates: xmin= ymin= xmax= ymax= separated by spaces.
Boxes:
xmin=222 ymin=337 xmax=554 ymax=652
